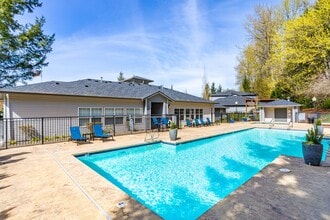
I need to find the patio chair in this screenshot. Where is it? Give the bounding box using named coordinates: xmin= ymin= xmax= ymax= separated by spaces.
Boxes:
xmin=229 ymin=118 xmax=235 ymax=123
xmin=70 ymin=126 xmax=87 ymax=145
xmin=93 ymin=124 xmax=114 ymax=142
xmin=161 ymin=117 xmax=169 ymax=130
xmin=152 ymin=117 xmax=161 ymax=130
xmin=194 ymin=118 xmax=201 ymax=127
xmin=200 ymin=118 xmax=209 ymax=126
xmin=186 ymin=119 xmax=193 ymax=127
xmin=206 ymin=117 xmax=213 ymax=125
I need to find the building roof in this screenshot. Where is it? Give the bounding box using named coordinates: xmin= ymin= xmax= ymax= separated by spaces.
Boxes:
xmin=211 ymin=90 xmax=256 ymax=98
xmin=0 ymin=79 xmax=212 ymax=103
xmin=123 ymin=75 xmax=154 ymax=84
xmin=259 ymin=99 xmax=301 ymax=107
xmin=214 ymin=97 xmax=300 ymax=108
xmin=214 ymin=96 xmax=247 ymax=108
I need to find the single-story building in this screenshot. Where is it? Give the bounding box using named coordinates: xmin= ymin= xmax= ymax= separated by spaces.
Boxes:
xmin=0 ymin=76 xmax=214 ymax=135
xmin=259 ymin=99 xmax=301 ymax=123
xmin=212 ymin=90 xmax=258 ymax=120
xmin=211 ymin=90 xmax=301 ymax=123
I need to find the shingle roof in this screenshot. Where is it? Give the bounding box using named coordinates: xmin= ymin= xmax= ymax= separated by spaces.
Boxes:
xmin=211 ymin=90 xmax=256 ymax=98
xmin=123 ymin=75 xmax=154 ymax=84
xmin=214 ymin=96 xmax=247 ymax=108
xmin=0 ymin=79 xmax=212 ymax=103
xmin=259 ymin=99 xmax=301 ymax=107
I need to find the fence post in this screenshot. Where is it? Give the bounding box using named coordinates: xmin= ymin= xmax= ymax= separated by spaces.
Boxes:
xmin=5 ymin=118 xmax=8 ymax=149
xmin=112 ymin=115 xmax=115 ymax=136
xmin=41 ymin=117 xmax=44 ymax=145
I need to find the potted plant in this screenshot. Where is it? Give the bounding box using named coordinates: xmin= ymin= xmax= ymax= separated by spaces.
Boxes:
xmin=302 ymin=127 xmax=324 ymax=166
xmin=169 ymin=121 xmax=178 ymax=141
xmin=314 ymin=119 xmax=324 ymax=135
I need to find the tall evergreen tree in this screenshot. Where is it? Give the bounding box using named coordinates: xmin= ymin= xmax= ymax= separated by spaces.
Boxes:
xmin=217 ymin=84 xmax=222 ymax=93
xmin=117 ymin=72 xmax=125 ymax=81
xmin=0 ymin=0 xmax=54 ymax=88
xmin=242 ymin=75 xmax=251 ymax=92
xmin=210 ymin=82 xmax=216 ymax=94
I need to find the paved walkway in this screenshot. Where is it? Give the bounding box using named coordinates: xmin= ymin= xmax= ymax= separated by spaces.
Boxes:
xmin=1 ymin=123 xmax=329 ymax=219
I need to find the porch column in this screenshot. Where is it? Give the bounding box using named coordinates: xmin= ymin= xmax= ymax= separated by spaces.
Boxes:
xmin=163 ymin=101 xmax=169 ymax=115
xmin=144 ymin=98 xmax=148 ymax=115
xmin=292 ymin=107 xmax=296 ymax=123
xmin=4 ymin=93 xmax=10 ymax=118
xmin=260 ymin=107 xmax=265 ymax=122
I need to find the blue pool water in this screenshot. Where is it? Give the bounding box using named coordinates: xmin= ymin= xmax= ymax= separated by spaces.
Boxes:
xmin=77 ymin=128 xmax=329 ymax=219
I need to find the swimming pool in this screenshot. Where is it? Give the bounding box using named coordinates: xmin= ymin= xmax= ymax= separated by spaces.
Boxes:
xmin=77 ymin=128 xmax=329 ymax=219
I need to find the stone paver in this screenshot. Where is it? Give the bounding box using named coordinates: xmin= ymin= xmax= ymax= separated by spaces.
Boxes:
xmin=1 ymin=123 xmax=329 ymax=219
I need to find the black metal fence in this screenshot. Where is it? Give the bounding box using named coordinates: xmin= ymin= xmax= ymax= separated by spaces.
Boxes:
xmin=0 ymin=114 xmax=179 ymax=149
xmin=0 ymin=112 xmax=263 ymax=149
xmin=215 ymin=112 xmax=260 ymax=123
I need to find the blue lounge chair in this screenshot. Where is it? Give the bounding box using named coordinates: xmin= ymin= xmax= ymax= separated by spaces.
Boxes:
xmin=152 ymin=117 xmax=161 ymax=130
xmin=229 ymin=118 xmax=235 ymax=123
xmin=161 ymin=117 xmax=169 ymax=130
xmin=194 ymin=118 xmax=201 ymax=127
xmin=186 ymin=119 xmax=193 ymax=127
xmin=200 ymin=118 xmax=208 ymax=126
xmin=206 ymin=117 xmax=213 ymax=125
xmin=70 ymin=126 xmax=87 ymax=145
xmin=93 ymin=124 xmax=113 ymax=142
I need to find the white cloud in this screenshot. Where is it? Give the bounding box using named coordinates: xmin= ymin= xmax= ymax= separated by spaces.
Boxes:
xmin=31 ymin=0 xmax=241 ymax=97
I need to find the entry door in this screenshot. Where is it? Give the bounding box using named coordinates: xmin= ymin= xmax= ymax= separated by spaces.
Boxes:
xmin=274 ymin=108 xmax=287 ymax=122
xmin=151 ymin=102 xmax=163 ymax=116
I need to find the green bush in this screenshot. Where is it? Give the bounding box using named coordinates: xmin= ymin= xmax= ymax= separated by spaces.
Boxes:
xmin=169 ymin=121 xmax=177 ymax=129
xmin=322 ymin=98 xmax=330 ymax=109
xmin=305 ymin=127 xmax=323 ymax=145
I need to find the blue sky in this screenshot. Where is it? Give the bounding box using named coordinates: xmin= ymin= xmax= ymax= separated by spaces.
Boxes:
xmin=27 ymin=0 xmax=282 ymax=96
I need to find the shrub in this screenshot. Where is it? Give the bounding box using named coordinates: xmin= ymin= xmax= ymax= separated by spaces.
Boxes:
xmin=322 ymin=98 xmax=330 ymax=109
xmin=169 ymin=121 xmax=177 ymax=129
xmin=305 ymin=127 xmax=323 ymax=145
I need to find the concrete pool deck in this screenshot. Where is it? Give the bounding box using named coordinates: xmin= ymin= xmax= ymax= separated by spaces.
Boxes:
xmin=1 ymin=122 xmax=330 ymax=219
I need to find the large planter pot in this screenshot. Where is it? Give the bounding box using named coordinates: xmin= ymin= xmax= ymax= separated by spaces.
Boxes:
xmin=169 ymin=129 xmax=178 ymax=141
xmin=302 ymin=142 xmax=323 ymax=166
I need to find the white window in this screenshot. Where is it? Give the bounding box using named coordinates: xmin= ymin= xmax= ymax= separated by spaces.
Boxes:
xmin=91 ymin=108 xmax=102 ymax=123
xmin=127 ymin=108 xmax=142 ymax=124
xmin=105 ymin=108 xmax=124 ymax=125
xmin=78 ymin=107 xmax=102 ymax=126
xmin=78 ymin=108 xmax=90 ymax=126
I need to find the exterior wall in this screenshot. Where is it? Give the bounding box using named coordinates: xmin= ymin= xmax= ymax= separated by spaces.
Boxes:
xmin=169 ymin=102 xmax=213 ymax=127
xmin=2 ymin=93 xmax=214 ymax=141
xmin=264 ymin=107 xmax=275 ymax=121
xmin=261 ymin=106 xmax=299 ymax=123
xmin=3 ymin=93 xmax=145 ymax=137
xmin=5 ymin=93 xmax=143 ymax=118
xmin=225 ymin=106 xmax=254 ymax=113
